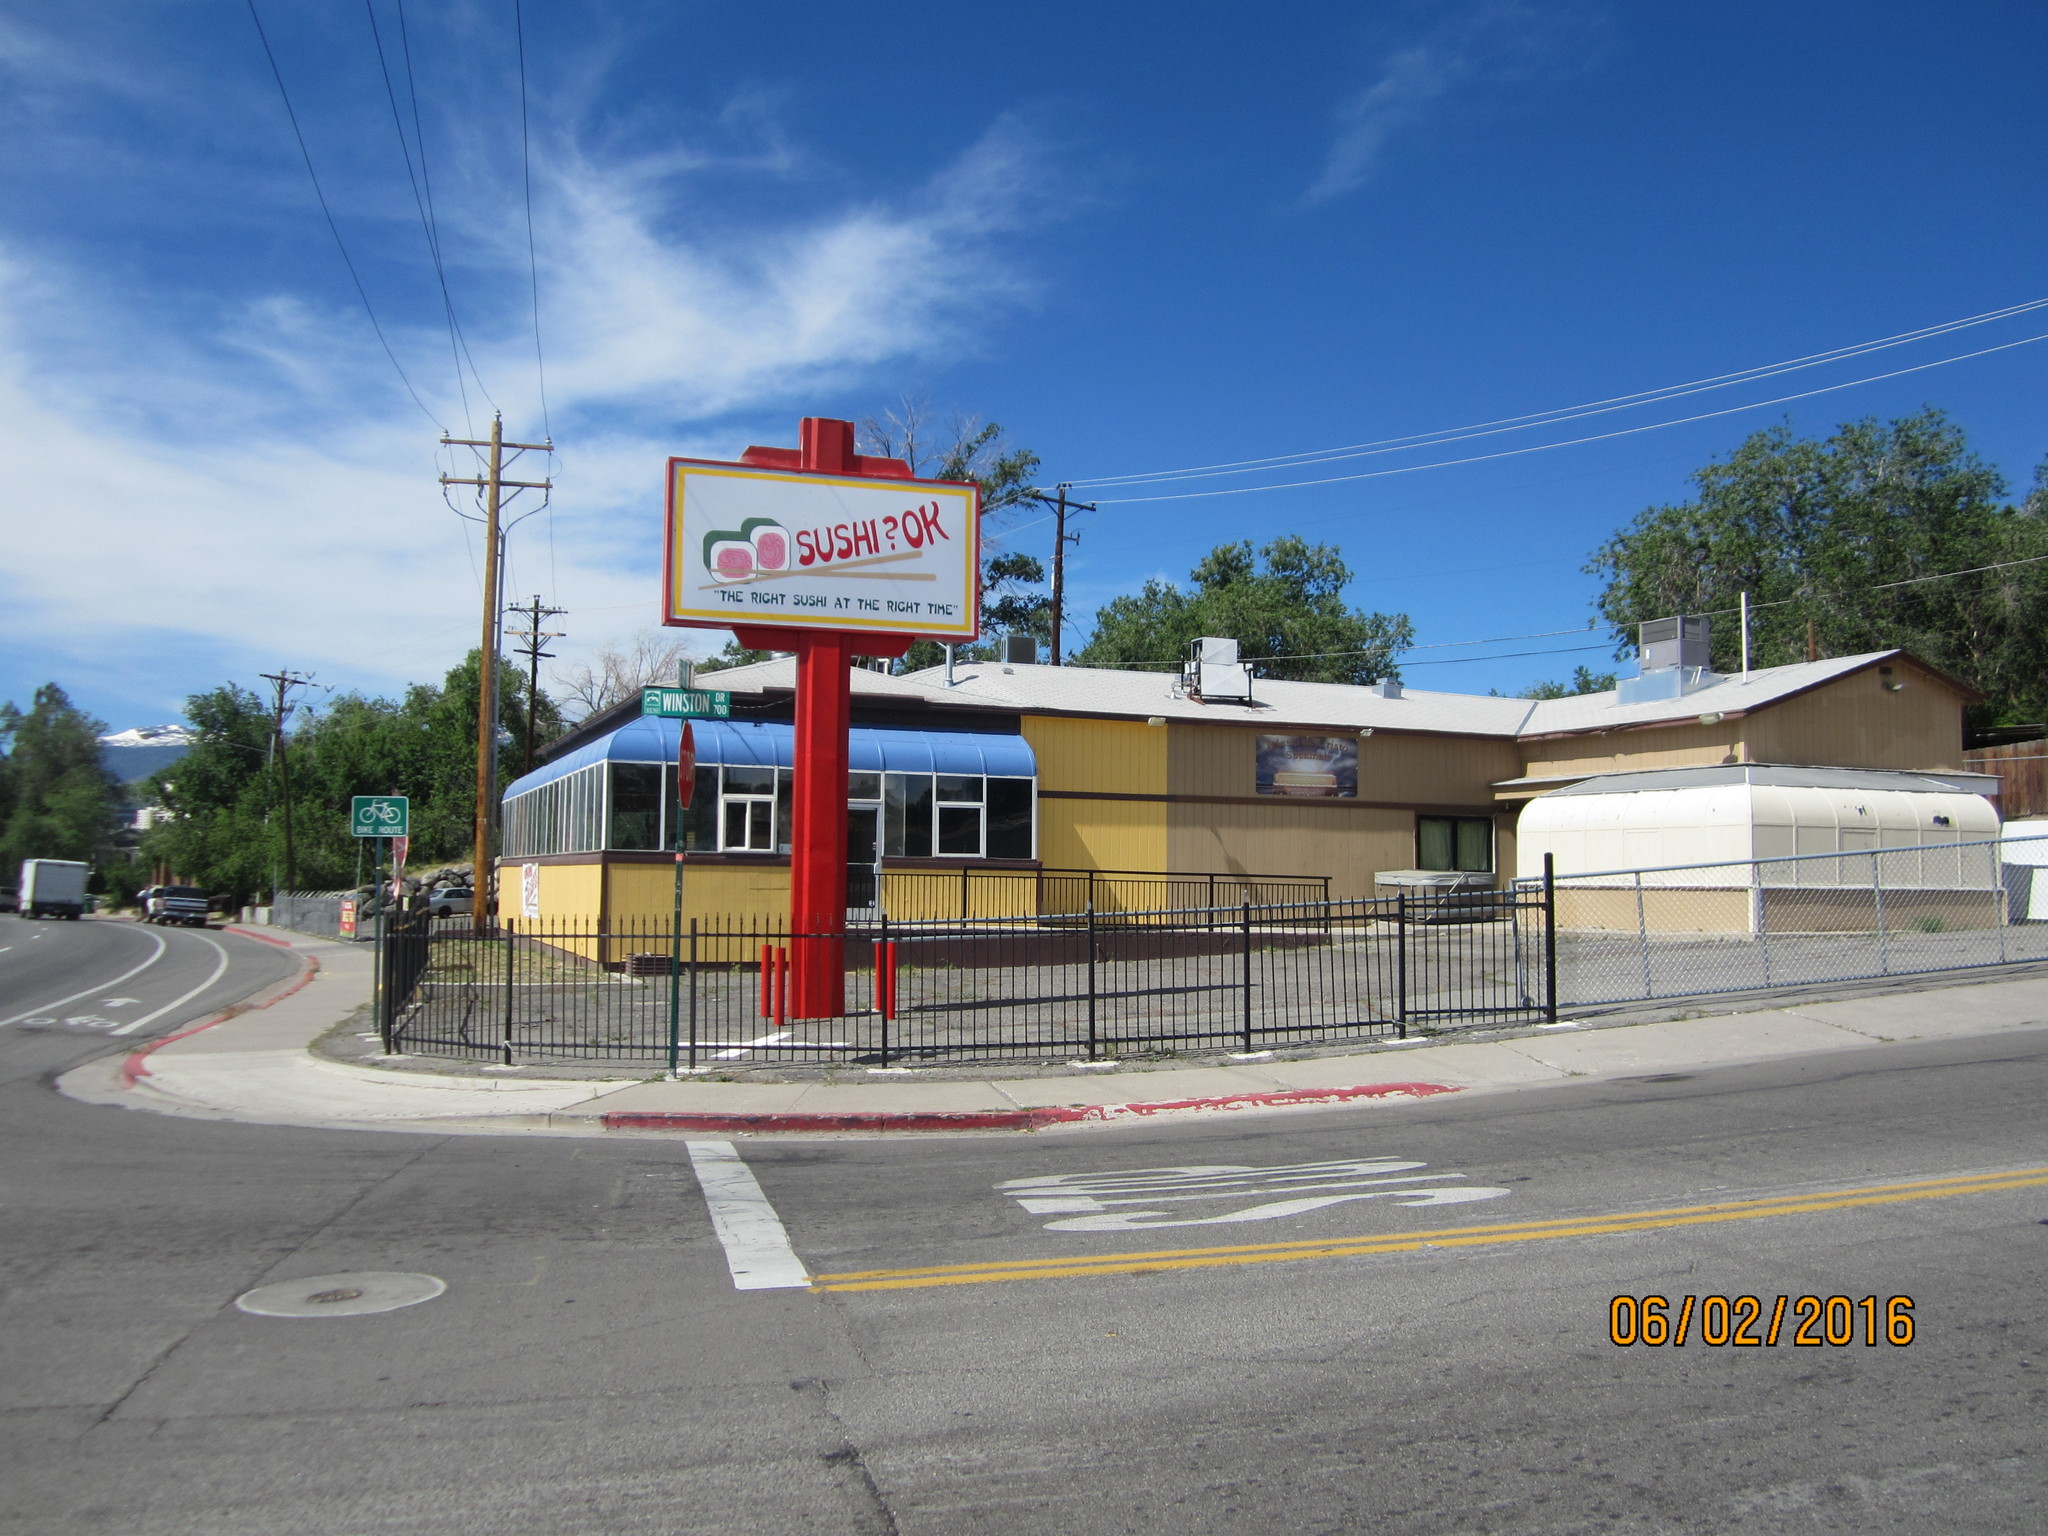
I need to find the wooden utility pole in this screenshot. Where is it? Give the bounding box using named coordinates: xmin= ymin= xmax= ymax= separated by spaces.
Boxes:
xmin=259 ymin=668 xmax=317 ymax=894
xmin=505 ymin=594 xmax=566 ymax=777
xmin=442 ymin=413 xmax=552 ymax=916
xmin=1045 ymin=484 xmax=1095 ymax=666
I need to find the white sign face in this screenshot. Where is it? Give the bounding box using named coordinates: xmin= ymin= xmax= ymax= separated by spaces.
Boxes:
xmin=664 ymin=461 xmax=979 ymax=640
xmin=520 ymin=862 xmax=541 ymax=921
xmin=997 ymin=1156 xmax=1510 ymax=1232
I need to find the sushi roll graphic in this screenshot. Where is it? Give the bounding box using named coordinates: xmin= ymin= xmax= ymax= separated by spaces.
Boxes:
xmin=702 ymin=518 xmax=788 ymax=583
xmin=751 ymin=522 xmax=789 ymax=572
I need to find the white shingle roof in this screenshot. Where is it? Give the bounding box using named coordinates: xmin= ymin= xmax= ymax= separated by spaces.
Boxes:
xmin=702 ymin=649 xmax=1909 ymax=741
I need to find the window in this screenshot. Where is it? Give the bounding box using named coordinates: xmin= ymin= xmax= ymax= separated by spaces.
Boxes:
xmin=936 ymin=774 xmax=983 ymax=856
xmin=1417 ymin=816 xmax=1494 ymax=873
xmin=608 ymin=763 xmax=663 ymax=850
xmin=985 ymin=777 xmax=1034 ymax=859
xmin=721 ymin=765 xmax=778 ymax=852
xmin=884 ymin=773 xmax=934 ymax=857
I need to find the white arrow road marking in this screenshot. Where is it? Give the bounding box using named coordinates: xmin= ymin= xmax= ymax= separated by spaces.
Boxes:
xmin=0 ymin=928 xmax=167 ymax=1028
xmin=1001 ymin=1156 xmax=1510 ymax=1232
xmin=109 ymin=933 xmax=231 ymax=1035
xmin=100 ymin=997 xmax=139 ymax=1007
xmin=684 ymin=1140 xmax=810 ymax=1290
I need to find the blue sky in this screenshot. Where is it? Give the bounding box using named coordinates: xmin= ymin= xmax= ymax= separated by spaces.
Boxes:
xmin=3 ymin=0 xmax=2044 ymax=730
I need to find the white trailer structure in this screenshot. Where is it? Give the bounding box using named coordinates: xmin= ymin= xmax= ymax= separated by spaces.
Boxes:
xmin=1516 ymin=765 xmax=2003 ymax=934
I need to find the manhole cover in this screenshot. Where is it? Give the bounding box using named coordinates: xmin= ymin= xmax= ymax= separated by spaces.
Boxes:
xmin=235 ymin=1271 xmax=446 ymax=1318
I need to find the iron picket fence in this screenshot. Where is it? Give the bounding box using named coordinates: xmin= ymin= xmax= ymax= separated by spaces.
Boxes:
xmin=378 ymin=885 xmax=1555 ymax=1069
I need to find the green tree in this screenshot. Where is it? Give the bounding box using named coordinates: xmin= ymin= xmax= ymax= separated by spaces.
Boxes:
xmin=1519 ymin=666 xmax=1619 ymax=700
xmin=858 ymin=402 xmax=1050 ymax=671
xmin=1073 ymin=536 xmax=1413 ymax=684
xmin=145 ymin=652 xmax=561 ymax=901
xmin=1586 ymin=411 xmax=2048 ymax=723
xmin=0 ymin=684 xmax=124 ymax=874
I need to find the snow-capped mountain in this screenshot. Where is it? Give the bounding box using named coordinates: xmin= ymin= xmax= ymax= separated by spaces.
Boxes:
xmin=100 ymin=725 xmax=196 ymax=749
xmin=100 ymin=725 xmax=195 ymax=784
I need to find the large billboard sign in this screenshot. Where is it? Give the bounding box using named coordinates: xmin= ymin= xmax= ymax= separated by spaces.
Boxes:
xmin=663 ymin=460 xmax=979 ymax=641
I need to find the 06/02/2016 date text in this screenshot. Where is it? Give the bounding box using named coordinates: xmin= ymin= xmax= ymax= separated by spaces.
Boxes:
xmin=1609 ymin=1295 xmax=1915 ymax=1347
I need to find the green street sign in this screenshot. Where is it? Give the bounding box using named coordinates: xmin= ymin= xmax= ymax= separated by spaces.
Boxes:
xmin=350 ymin=795 xmax=409 ymax=837
xmin=641 ymin=687 xmax=732 ymax=720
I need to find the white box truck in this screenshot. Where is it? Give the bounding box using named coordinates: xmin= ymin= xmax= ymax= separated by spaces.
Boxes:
xmin=20 ymin=859 xmax=89 ymax=920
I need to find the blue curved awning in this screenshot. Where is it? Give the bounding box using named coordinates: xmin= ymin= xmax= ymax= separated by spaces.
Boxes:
xmin=504 ymin=718 xmax=1035 ymax=800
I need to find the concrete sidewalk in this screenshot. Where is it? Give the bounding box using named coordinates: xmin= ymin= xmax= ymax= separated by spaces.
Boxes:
xmin=57 ymin=929 xmax=2048 ymax=1137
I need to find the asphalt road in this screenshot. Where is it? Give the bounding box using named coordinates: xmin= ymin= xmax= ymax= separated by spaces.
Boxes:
xmin=0 ymin=913 xmax=299 ymax=1089
xmin=2 ymin=948 xmax=2044 ymax=1532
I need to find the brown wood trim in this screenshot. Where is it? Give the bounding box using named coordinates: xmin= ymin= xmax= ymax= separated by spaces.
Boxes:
xmin=1040 ymin=789 xmax=1497 ymax=816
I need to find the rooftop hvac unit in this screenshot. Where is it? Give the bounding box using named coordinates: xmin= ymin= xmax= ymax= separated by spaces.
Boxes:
xmin=1185 ymin=636 xmax=1254 ymax=703
xmin=1638 ymin=615 xmax=1711 ymax=672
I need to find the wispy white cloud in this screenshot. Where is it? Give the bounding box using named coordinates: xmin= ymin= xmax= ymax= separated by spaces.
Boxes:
xmin=1303 ymin=2 xmax=1606 ymax=205
xmin=0 ymin=74 xmax=1052 ymax=720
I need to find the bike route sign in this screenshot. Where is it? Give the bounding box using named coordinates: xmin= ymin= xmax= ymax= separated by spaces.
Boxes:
xmin=350 ymin=795 xmax=410 ymax=837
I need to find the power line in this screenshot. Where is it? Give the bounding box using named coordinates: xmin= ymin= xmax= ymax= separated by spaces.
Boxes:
xmin=363 ymin=0 xmax=470 ymax=428
xmin=1071 ymin=297 xmax=2048 ymax=490
xmin=513 ymin=0 xmax=550 ymax=441
xmin=1087 ymin=330 xmax=2048 ymax=504
xmin=243 ymin=0 xmax=441 ymax=427
xmin=387 ymin=0 xmax=499 ymax=426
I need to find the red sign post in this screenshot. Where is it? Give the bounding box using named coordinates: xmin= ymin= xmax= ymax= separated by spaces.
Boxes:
xmin=662 ymin=418 xmax=979 ymax=1019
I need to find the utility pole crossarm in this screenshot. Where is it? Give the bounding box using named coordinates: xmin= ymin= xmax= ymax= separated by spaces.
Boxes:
xmin=441 ymin=477 xmax=553 ymax=490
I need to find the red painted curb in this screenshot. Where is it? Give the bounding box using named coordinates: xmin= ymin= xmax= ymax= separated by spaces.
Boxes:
xmin=224 ymin=925 xmax=297 ymax=948
xmin=120 ymin=950 xmax=323 ymax=1089
xmin=601 ymin=1080 xmax=1461 ymax=1134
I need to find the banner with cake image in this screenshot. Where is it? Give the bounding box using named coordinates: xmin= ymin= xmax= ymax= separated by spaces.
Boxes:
xmin=1256 ymin=733 xmax=1358 ymax=798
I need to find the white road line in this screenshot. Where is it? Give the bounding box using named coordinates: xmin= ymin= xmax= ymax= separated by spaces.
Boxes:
xmin=0 ymin=928 xmax=168 ymax=1028
xmin=109 ymin=932 xmax=232 ymax=1036
xmin=684 ymin=1140 xmax=811 ymax=1291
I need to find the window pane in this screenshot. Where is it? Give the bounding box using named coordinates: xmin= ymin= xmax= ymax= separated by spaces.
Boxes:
xmin=1417 ymin=817 xmax=1453 ymax=871
xmin=749 ymin=799 xmax=773 ymax=850
xmin=609 ymin=763 xmax=662 ymax=850
xmin=1455 ymin=818 xmax=1494 ymax=872
xmin=723 ymin=765 xmax=774 ymax=796
xmin=776 ymin=769 xmax=792 ymax=855
xmin=936 ymin=774 xmax=982 ymax=804
xmin=724 ymin=800 xmax=749 ymax=850
xmin=675 ymin=765 xmax=716 ymax=856
xmin=884 ymin=773 xmax=933 ymax=857
xmin=937 ymin=804 xmax=981 ymax=856
xmin=985 ymin=778 xmax=1033 ymax=860
xmin=847 ymin=772 xmax=881 ymax=801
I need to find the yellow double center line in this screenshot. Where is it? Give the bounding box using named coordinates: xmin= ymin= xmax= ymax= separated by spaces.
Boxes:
xmin=809 ymin=1167 xmax=2048 ymax=1292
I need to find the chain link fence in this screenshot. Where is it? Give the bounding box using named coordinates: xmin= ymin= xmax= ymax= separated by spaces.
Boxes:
xmin=1513 ymin=833 xmax=2048 ymax=1007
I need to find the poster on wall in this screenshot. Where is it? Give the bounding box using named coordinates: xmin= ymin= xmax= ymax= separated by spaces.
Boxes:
xmin=521 ymin=862 xmax=541 ymax=921
xmin=663 ymin=460 xmax=980 ymax=640
xmin=1256 ymin=734 xmax=1358 ymax=798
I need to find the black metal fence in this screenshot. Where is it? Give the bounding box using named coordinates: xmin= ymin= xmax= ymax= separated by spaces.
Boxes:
xmin=377 ymin=887 xmax=1556 ymax=1069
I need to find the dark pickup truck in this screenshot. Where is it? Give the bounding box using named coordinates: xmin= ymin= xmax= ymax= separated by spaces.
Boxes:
xmin=141 ymin=885 xmax=212 ymax=927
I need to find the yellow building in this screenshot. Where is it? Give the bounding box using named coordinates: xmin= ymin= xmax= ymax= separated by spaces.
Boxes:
xmin=499 ymin=645 xmax=1986 ymax=927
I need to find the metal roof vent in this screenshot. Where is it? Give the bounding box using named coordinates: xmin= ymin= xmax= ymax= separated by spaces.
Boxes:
xmin=1002 ymin=633 xmax=1038 ymax=665
xmin=1184 ymin=636 xmax=1254 ymax=704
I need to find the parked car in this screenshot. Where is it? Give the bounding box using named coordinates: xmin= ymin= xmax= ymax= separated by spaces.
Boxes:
xmin=427 ymin=887 xmax=474 ymax=918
